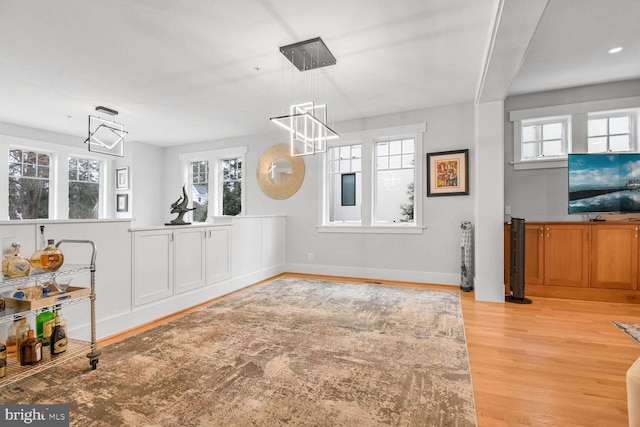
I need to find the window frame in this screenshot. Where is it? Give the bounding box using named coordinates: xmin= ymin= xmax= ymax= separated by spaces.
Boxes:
xmin=587 ymin=110 xmax=636 ymax=153
xmin=1 ymin=135 xmax=115 ymax=221
xmin=179 ymin=146 xmax=247 ymax=222
xmin=517 ymin=115 xmax=571 ymax=163
xmin=319 ymin=124 xmax=425 ymax=234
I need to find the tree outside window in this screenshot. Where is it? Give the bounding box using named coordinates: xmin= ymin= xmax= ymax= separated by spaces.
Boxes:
xmin=8 ymin=149 xmax=50 ymax=219
xmin=222 ymin=158 xmax=242 ymax=216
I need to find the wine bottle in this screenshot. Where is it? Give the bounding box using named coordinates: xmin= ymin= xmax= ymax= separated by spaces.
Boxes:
xmin=36 ymin=310 xmax=55 ymax=346
xmin=41 ymin=239 xmax=64 ymax=271
xmin=20 ymin=330 xmax=42 ymax=366
xmin=50 ymin=314 xmax=67 ymax=355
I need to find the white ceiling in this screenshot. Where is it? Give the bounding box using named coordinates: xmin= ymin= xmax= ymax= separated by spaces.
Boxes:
xmin=0 ymin=0 xmax=638 ymax=147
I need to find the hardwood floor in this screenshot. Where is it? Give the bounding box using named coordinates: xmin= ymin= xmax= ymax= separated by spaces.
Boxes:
xmin=98 ymin=274 xmax=640 ymax=426
xmin=461 ymin=292 xmax=640 ymax=427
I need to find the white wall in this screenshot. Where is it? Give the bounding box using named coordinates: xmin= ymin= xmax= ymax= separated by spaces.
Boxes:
xmin=163 ymin=103 xmax=477 ymax=286
xmin=504 ymin=79 xmax=640 ymax=222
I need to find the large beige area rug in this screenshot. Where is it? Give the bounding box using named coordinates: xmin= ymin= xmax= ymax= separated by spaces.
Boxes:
xmin=1 ymin=277 xmax=477 ymax=426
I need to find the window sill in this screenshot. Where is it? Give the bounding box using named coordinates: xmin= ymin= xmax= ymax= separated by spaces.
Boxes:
xmin=510 ymin=158 xmax=567 ymax=170
xmin=316 ymin=225 xmax=425 ymax=234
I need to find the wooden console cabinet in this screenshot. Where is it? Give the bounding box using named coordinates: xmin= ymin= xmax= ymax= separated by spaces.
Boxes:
xmin=504 ymin=222 xmax=640 ymax=303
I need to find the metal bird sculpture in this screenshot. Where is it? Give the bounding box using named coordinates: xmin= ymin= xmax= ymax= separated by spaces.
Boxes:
xmin=165 ymin=185 xmax=196 ymax=225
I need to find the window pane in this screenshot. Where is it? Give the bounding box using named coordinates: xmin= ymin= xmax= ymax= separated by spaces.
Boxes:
xmin=522 ymin=125 xmax=538 ymax=142
xmin=389 ymin=155 xmax=402 ymax=169
xmin=542 ymin=140 xmax=562 ymax=156
xmin=543 ymin=123 xmax=562 ymax=140
xmin=38 ymin=166 xmax=49 ymax=179
xmin=329 ymin=144 xmax=361 ymax=223
xmin=190 ymin=160 xmax=208 ymax=222
xmin=9 ymin=163 xmax=21 ymax=177
xmin=389 ymin=140 xmax=402 ymax=155
xmin=376 ymin=169 xmax=414 ymax=224
xmin=23 ymin=164 xmax=36 ymax=177
xmin=9 ymin=149 xmax=21 ymax=164
xmin=610 ymin=116 xmax=630 ymax=134
xmin=23 ymin=151 xmax=36 ymax=164
xmin=68 ymin=157 xmax=101 ymax=219
xmin=610 ymin=135 xmax=630 ymax=152
xmin=222 ymin=157 xmax=242 ymax=216
xmin=588 ymin=118 xmax=607 ymax=136
xmin=588 ymin=137 xmax=607 ymax=153
xmin=9 ymin=177 xmax=49 ymax=220
xmin=376 ymin=142 xmax=388 ymax=156
xmin=402 ymin=154 xmax=414 ymax=168
xmin=69 ymin=181 xmax=99 ymax=219
xmin=521 ymin=142 xmax=537 ymax=159
xmin=402 ymin=139 xmax=414 ymax=154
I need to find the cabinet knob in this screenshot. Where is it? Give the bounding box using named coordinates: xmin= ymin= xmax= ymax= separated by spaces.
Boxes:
xmin=636 ymin=227 xmax=638 ymax=238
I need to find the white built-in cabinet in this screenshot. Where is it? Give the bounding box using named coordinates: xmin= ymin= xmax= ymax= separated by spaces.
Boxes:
xmin=132 ymin=225 xmax=231 ymax=307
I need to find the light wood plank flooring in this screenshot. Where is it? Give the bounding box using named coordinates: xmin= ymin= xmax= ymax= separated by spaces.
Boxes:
xmin=99 ymin=274 xmax=640 ymax=426
xmin=461 ymin=291 xmax=640 ymax=427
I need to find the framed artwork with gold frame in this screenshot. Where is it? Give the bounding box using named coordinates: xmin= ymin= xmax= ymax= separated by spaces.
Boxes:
xmin=426 ymin=149 xmax=469 ymax=196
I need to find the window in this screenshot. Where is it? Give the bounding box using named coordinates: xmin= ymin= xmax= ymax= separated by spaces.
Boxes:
xmin=321 ymin=124 xmax=424 ymax=233
xmin=328 ymin=144 xmax=361 ymax=223
xmin=588 ymin=112 xmax=634 ymax=153
xmin=68 ymin=157 xmax=101 ymax=219
xmin=221 ymin=157 xmax=242 ymax=216
xmin=8 ymin=149 xmax=50 ymax=219
xmin=375 ymin=139 xmax=415 ymax=224
xmin=520 ymin=116 xmax=569 ymax=160
xmin=190 ymin=161 xmax=208 ymax=222
xmin=180 ymin=146 xmax=246 ymax=221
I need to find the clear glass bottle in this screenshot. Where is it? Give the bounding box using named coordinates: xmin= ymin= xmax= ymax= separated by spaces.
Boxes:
xmin=20 ymin=329 xmax=42 ymax=366
xmin=41 ymin=239 xmax=63 ymax=271
xmin=5 ymin=320 xmax=19 ymax=355
xmin=29 ymin=225 xmax=47 ymax=270
xmin=50 ymin=314 xmax=67 ymax=355
xmin=5 ymin=243 xmax=30 ymax=278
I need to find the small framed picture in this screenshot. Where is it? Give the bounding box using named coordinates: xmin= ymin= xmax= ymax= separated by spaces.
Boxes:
xmin=426 ymin=149 xmax=469 ymax=196
xmin=116 ymin=167 xmax=129 ymax=190
xmin=116 ymin=194 xmax=129 ymax=212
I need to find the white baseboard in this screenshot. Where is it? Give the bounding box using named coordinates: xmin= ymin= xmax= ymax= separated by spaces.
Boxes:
xmin=285 ymin=263 xmax=459 ymax=286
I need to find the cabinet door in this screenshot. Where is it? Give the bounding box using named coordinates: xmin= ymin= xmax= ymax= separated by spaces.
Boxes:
xmin=133 ymin=230 xmax=174 ymax=306
xmin=544 ymin=224 xmax=590 ymax=287
xmin=174 ymin=227 xmax=206 ymax=294
xmin=205 ymin=226 xmax=231 ymax=285
xmin=524 ymin=225 xmax=545 ymax=285
xmin=590 ymin=224 xmax=638 ymax=289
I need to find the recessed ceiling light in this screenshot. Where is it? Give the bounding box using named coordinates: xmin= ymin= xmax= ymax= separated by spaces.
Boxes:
xmin=608 ymin=47 xmax=623 ymax=54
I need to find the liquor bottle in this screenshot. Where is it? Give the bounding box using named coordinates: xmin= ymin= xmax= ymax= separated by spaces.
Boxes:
xmin=5 ymin=320 xmax=18 ymax=355
xmin=4 ymin=243 xmax=30 ymax=278
xmin=20 ymin=330 xmax=42 ymax=366
xmin=41 ymin=239 xmax=64 ymax=271
xmin=15 ymin=318 xmax=30 ymax=363
xmin=36 ymin=310 xmax=55 ymax=346
xmin=29 ymin=225 xmax=47 ymax=270
xmin=50 ymin=314 xmax=67 ymax=355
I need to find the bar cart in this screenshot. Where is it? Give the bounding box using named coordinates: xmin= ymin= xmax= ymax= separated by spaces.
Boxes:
xmin=0 ymin=239 xmax=100 ymax=387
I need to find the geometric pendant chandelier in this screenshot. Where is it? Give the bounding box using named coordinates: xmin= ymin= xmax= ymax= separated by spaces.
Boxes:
xmin=83 ymin=106 xmax=127 ymax=157
xmin=269 ymin=37 xmax=339 ymax=157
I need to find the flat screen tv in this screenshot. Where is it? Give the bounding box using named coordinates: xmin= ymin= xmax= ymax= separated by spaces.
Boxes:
xmin=568 ymin=153 xmax=640 ymax=214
